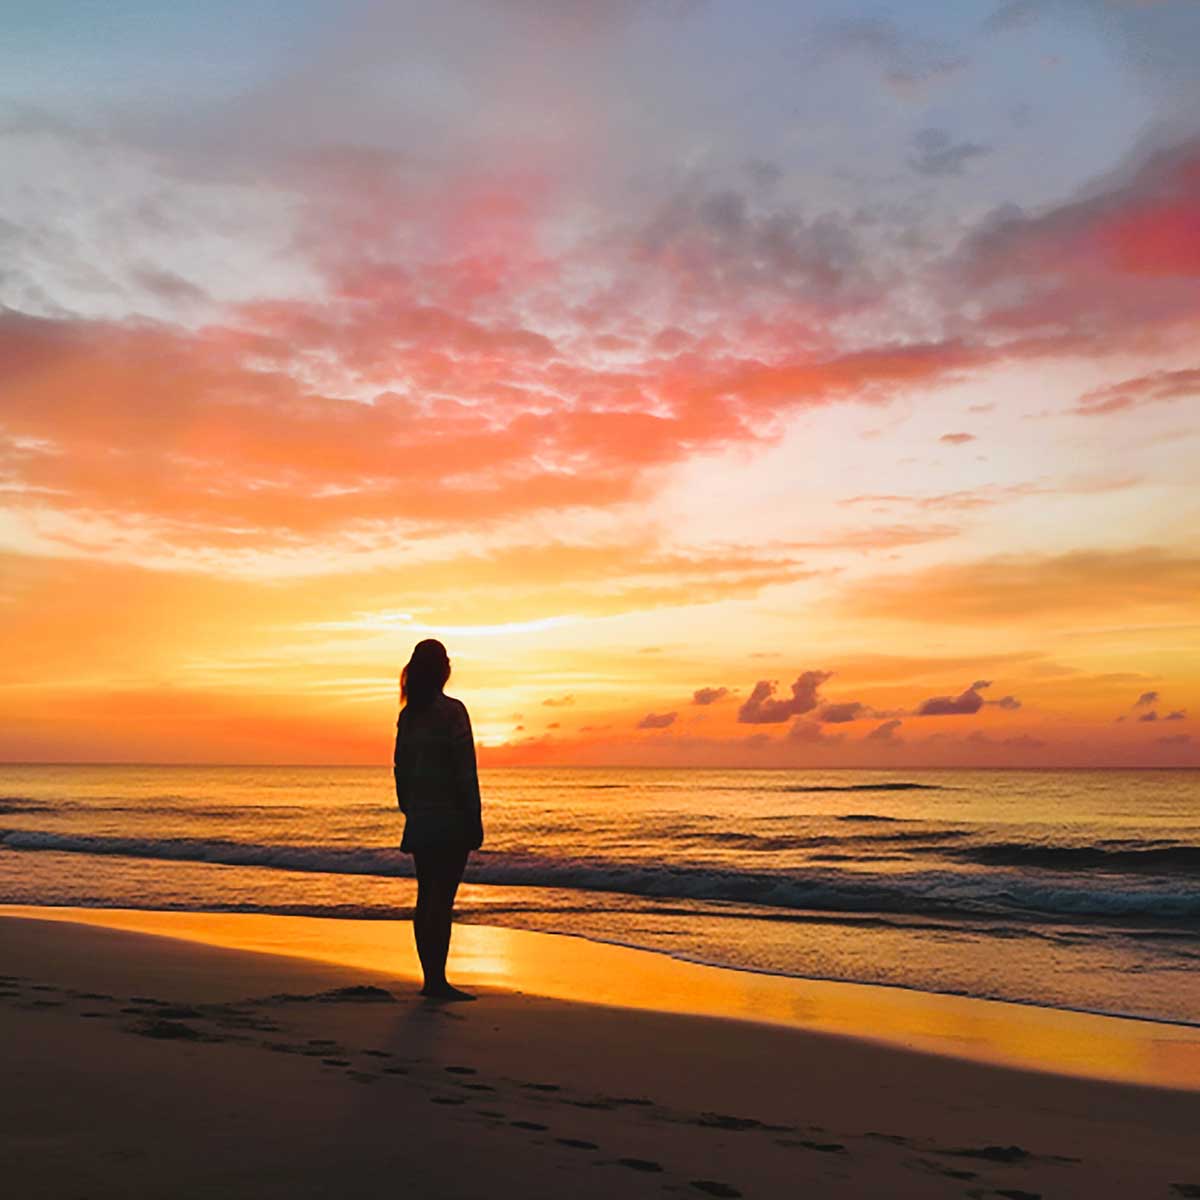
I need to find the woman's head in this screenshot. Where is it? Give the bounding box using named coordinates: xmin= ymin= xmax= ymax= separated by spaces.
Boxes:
xmin=401 ymin=638 xmax=451 ymax=709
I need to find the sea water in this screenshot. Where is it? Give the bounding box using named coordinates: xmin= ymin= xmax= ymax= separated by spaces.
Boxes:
xmin=1 ymin=765 xmax=1197 ymax=1024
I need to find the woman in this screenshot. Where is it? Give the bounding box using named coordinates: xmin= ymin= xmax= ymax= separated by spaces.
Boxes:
xmin=393 ymin=638 xmax=483 ymax=1001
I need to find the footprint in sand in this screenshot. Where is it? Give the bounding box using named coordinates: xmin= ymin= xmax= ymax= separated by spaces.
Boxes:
xmin=909 ymin=1157 xmax=977 ymax=1181
xmin=945 ymin=1145 xmax=1031 ymax=1164
xmin=690 ymin=1182 xmax=742 ymax=1198
xmin=1171 ymin=1186 xmax=1200 ymax=1198
xmin=321 ymin=1058 xmax=351 ymax=1067
xmin=431 ymin=1097 xmax=465 ymax=1106
xmin=510 ymin=1120 xmax=549 ymax=1131
xmin=129 ymin=1018 xmax=215 ymax=1041
xmin=556 ymin=1138 xmax=598 ymax=1151
xmin=616 ymin=1158 xmax=663 ymax=1173
xmin=383 ymin=1066 xmax=409 ymax=1076
xmin=696 ymin=1112 xmax=788 ymax=1133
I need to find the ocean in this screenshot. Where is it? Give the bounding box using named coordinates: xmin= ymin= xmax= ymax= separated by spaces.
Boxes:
xmin=1 ymin=764 xmax=1197 ymax=1025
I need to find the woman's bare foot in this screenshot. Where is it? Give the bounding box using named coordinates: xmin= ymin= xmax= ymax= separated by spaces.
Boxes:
xmin=420 ymin=982 xmax=476 ymax=1002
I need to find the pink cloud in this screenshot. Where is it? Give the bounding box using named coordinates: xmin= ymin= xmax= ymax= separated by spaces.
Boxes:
xmin=951 ymin=135 xmax=1200 ymax=346
xmin=1075 ymin=368 xmax=1200 ymax=417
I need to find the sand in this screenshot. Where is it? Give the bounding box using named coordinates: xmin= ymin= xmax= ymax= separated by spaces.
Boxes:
xmin=1 ymin=907 xmax=1198 ymax=1199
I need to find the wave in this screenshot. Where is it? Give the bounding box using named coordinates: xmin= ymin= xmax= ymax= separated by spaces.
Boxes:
xmin=0 ymin=798 xmax=51 ymax=814
xmin=775 ymin=782 xmax=946 ymax=793
xmin=952 ymin=842 xmax=1200 ymax=875
xmin=699 ymin=828 xmax=968 ymax=852
xmin=4 ymin=828 xmax=1198 ymax=923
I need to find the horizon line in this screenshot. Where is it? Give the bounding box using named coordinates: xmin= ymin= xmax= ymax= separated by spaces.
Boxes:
xmin=2 ymin=761 xmax=1196 ymax=772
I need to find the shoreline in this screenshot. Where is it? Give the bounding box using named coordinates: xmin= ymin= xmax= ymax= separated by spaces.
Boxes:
xmin=4 ymin=903 xmax=1199 ymax=1091
xmin=7 ymin=895 xmax=1200 ymax=1030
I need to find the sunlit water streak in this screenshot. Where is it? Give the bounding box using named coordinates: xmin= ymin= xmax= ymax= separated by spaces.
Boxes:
xmin=1 ymin=765 xmax=1197 ymax=1023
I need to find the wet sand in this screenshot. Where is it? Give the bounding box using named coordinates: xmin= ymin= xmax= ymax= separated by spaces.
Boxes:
xmin=2 ymin=907 xmax=1198 ymax=1199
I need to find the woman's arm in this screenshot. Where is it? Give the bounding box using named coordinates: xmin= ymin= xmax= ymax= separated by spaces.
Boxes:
xmin=450 ymin=702 xmax=483 ymax=844
xmin=393 ymin=714 xmax=408 ymax=814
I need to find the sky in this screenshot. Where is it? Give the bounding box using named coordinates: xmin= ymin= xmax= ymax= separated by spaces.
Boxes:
xmin=1 ymin=0 xmax=1198 ymax=766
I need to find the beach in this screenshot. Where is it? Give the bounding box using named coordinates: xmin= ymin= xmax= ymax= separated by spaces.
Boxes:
xmin=3 ymin=907 xmax=1198 ymax=1199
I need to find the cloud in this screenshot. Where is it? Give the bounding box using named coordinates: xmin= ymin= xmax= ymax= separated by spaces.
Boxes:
xmin=839 ymin=477 xmax=1136 ymax=515
xmin=738 ymin=671 xmax=831 ymax=724
xmin=987 ymin=695 xmax=1022 ymax=711
xmin=636 ymin=711 xmax=677 ymax=729
xmin=817 ymin=701 xmax=867 ymax=724
xmin=846 ymin=548 xmax=1200 ymax=624
xmin=964 ymin=731 xmax=1047 ymax=750
xmin=950 ymin=135 xmax=1200 ymax=349
xmin=1137 ymin=710 xmax=1159 ymax=722
xmin=542 ymin=695 xmax=575 ymax=707
xmin=938 ymin=432 xmax=976 ymax=445
xmin=1135 ymin=691 xmax=1160 ymax=707
xmin=865 ymin=718 xmax=903 ymax=742
xmin=1074 ymin=368 xmax=1200 ymax=417
xmin=0 ymin=299 xmax=996 ymax=563
xmin=692 ymin=686 xmax=729 ymax=706
xmin=783 ymin=525 xmax=960 ymax=552
xmin=806 ymin=17 xmax=967 ymax=91
xmin=909 ymin=129 xmax=991 ymax=177
xmin=786 ymin=719 xmax=843 ymax=745
xmin=1165 ymin=710 xmax=1187 ymax=721
xmin=916 ymin=680 xmax=991 ymax=716
xmin=631 ymin=186 xmax=872 ymax=309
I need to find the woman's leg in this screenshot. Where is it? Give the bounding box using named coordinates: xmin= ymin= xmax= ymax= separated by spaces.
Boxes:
xmin=412 ymin=853 xmax=435 ymax=983
xmin=413 ymin=847 xmax=471 ymax=999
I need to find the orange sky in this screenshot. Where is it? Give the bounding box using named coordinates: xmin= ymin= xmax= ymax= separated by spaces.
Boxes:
xmin=1 ymin=2 xmax=1198 ymax=766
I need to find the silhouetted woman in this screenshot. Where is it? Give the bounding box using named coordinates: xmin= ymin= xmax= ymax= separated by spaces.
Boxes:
xmin=393 ymin=639 xmax=483 ymax=1001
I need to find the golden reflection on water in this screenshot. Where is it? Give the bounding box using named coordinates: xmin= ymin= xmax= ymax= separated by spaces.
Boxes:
xmin=7 ymin=904 xmax=1198 ymax=1091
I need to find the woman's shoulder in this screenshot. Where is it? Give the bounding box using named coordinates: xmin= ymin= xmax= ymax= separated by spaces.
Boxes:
xmin=440 ymin=695 xmax=471 ymax=727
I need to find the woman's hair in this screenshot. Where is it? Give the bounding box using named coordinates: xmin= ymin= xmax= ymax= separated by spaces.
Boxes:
xmin=401 ymin=638 xmax=451 ymax=709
